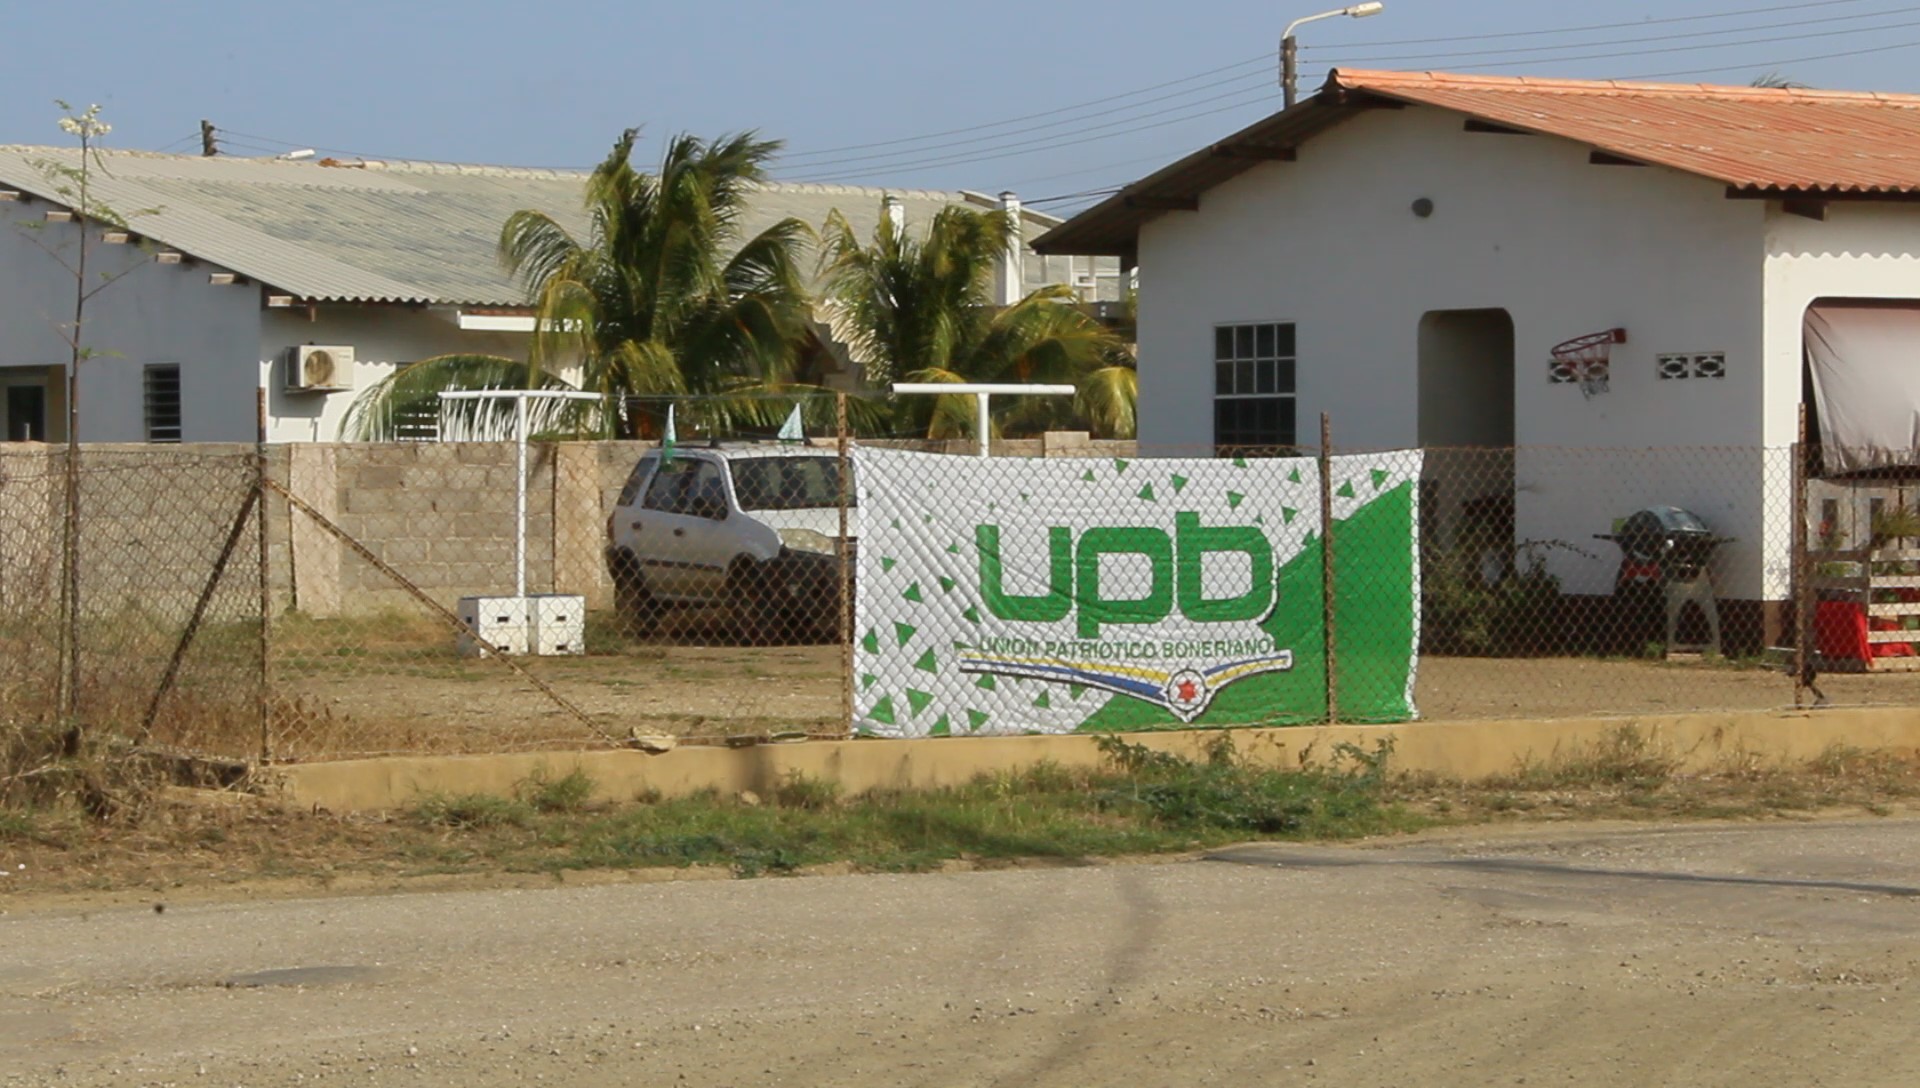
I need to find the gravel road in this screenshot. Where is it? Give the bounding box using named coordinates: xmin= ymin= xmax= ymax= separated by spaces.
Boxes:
xmin=7 ymin=818 xmax=1920 ymax=1086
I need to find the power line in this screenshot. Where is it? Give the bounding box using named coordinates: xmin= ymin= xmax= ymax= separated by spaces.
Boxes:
xmin=775 ymin=54 xmax=1274 ymax=162
xmin=1309 ymin=0 xmax=1894 ymax=48
xmin=197 ymin=2 xmax=1920 ymax=192
xmin=779 ymin=86 xmax=1279 ymax=184
xmin=1002 ymin=149 xmax=1203 ymax=189
xmin=775 ymin=67 xmax=1271 ymax=172
xmin=776 ymin=2 xmax=1902 ymax=168
xmin=1025 ymin=187 xmax=1123 ymax=206
xmin=151 ymin=132 xmax=206 ymax=154
xmin=1616 ymin=34 xmax=1920 ymax=78
xmin=781 ymin=80 xmax=1276 ymax=179
xmin=782 ymin=7 xmax=1920 ymax=184
xmin=1313 ymin=3 xmax=1920 ymax=65
xmin=1316 ymin=12 xmax=1920 ymax=72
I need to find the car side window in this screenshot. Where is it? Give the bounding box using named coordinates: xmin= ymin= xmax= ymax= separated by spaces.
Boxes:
xmin=618 ymin=457 xmax=658 ymax=508
xmin=682 ymin=460 xmax=728 ymax=520
xmin=642 ymin=460 xmax=690 ymax=512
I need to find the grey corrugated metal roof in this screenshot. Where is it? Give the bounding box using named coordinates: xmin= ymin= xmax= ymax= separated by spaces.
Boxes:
xmin=0 ymin=147 xmax=1066 ymax=307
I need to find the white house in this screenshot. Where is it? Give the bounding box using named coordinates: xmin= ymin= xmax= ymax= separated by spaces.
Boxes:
xmin=0 ymin=147 xmax=1120 ymax=445
xmin=1035 ymin=68 xmax=1920 ymax=647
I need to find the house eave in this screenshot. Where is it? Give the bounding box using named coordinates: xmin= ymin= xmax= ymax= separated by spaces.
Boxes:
xmin=1031 ymin=82 xmax=1386 ymax=257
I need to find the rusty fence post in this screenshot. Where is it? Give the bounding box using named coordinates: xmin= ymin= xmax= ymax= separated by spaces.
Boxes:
xmin=1792 ymin=403 xmax=1810 ymax=709
xmin=1319 ymin=412 xmax=1338 ymax=724
xmin=837 ymin=392 xmax=856 ymax=738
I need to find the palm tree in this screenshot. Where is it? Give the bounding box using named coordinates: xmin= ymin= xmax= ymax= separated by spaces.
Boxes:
xmin=818 ymin=202 xmax=1134 ymax=440
xmin=344 ymin=129 xmax=815 ymax=440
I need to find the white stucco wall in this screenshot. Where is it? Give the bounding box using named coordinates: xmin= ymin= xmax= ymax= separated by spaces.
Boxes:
xmin=1762 ymin=202 xmax=1920 ymax=445
xmin=0 ymin=202 xmax=263 ymax=442
xmin=261 ymin=307 xmax=532 ymax=443
xmin=1132 ymin=104 xmax=1780 ymax=597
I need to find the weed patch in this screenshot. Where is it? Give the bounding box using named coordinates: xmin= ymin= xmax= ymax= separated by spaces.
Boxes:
xmin=517 ymin=767 xmax=596 ymax=814
xmin=1489 ymin=726 xmax=1679 ymax=793
xmin=1092 ymin=734 xmax=1408 ymax=837
xmin=412 ymin=792 xmax=535 ymax=830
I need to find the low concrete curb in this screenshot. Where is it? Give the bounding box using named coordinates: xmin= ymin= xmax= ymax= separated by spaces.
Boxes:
xmin=271 ymin=707 xmax=1920 ymax=813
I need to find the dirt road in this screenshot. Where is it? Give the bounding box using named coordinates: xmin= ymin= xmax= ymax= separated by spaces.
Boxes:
xmin=7 ymin=819 xmax=1920 ymax=1086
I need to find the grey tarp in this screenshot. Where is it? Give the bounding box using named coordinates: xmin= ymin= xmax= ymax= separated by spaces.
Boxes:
xmin=1804 ymin=302 xmax=1920 ymax=474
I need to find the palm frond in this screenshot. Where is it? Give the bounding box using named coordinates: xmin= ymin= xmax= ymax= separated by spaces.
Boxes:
xmin=898 ymin=367 xmax=982 ymax=440
xmin=499 ymin=210 xmax=584 ymax=299
xmin=1077 ymin=363 xmax=1138 ymax=439
xmin=339 ymin=355 xmax=597 ymax=441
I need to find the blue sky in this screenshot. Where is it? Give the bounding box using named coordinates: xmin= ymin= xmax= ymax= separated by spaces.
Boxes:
xmin=4 ymin=0 xmax=1919 ymax=212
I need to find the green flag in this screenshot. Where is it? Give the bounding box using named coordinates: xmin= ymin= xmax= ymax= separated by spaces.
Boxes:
xmin=662 ymin=403 xmax=677 ymax=464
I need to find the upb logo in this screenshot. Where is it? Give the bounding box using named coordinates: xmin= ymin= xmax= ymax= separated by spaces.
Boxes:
xmin=977 ymin=513 xmax=1275 ymax=638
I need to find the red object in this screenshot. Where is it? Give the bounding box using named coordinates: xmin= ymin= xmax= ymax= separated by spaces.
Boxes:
xmin=1816 ymin=600 xmax=1918 ymax=662
xmin=1330 ymin=70 xmax=1920 ymax=196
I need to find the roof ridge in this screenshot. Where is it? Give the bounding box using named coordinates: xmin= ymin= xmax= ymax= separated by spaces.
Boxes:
xmin=753 ymin=179 xmax=966 ymax=199
xmin=349 ymin=158 xmax=589 ymax=178
xmin=1332 ymin=67 xmax=1920 ymax=108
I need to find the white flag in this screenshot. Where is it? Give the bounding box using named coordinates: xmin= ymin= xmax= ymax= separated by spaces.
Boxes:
xmin=777 ymin=403 xmax=804 ymax=444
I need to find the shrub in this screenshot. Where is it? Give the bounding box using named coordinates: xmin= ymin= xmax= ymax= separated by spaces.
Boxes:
xmin=516 ymin=767 xmax=596 ymax=814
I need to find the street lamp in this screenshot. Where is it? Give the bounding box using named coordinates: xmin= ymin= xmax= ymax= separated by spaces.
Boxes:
xmin=1281 ymin=2 xmax=1385 ymax=108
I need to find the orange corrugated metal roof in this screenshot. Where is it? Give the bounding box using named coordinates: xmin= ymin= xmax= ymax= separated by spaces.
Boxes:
xmin=1337 ymin=68 xmax=1920 ymax=194
xmin=1035 ymin=68 xmax=1920 ymax=256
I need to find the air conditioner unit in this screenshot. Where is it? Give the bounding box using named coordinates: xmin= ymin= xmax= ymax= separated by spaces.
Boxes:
xmin=286 ymin=345 xmax=355 ymax=393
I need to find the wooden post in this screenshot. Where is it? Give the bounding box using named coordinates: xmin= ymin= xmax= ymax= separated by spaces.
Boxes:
xmin=256 ymin=388 xmax=273 ymax=762
xmin=1792 ymin=402 xmax=1810 ymax=708
xmin=1319 ymin=413 xmax=1338 ymax=724
xmin=837 ymin=393 xmax=856 ymax=738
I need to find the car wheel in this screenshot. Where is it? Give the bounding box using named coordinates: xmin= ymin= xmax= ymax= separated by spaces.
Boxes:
xmin=727 ymin=560 xmax=781 ymax=645
xmin=610 ymin=549 xmax=664 ymax=638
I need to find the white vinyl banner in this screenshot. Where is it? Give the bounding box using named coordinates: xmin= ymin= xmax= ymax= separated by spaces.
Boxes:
xmin=851 ymin=447 xmax=1421 ymax=737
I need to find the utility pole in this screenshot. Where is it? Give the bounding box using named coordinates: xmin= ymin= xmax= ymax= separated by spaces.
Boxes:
xmin=200 ymin=120 xmax=218 ymax=157
xmin=1282 ymin=38 xmax=1300 ymax=108
xmin=1281 ymin=4 xmax=1386 ymax=108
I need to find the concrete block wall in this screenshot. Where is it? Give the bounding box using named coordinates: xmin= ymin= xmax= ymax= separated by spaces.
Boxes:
xmin=0 ymin=435 xmax=1142 ymax=623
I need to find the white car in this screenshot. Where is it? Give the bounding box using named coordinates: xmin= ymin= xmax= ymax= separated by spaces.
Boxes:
xmin=604 ymin=446 xmax=856 ymax=641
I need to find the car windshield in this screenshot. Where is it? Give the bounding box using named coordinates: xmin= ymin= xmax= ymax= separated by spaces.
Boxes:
xmin=728 ymin=456 xmax=853 ymax=511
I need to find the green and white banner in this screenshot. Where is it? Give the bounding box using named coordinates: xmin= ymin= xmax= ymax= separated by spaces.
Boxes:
xmin=852 ymin=448 xmax=1422 ymax=737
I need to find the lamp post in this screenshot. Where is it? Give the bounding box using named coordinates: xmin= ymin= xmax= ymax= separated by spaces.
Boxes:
xmin=1282 ymin=2 xmax=1385 ymax=108
xmin=891 ymin=383 xmax=1077 ymax=459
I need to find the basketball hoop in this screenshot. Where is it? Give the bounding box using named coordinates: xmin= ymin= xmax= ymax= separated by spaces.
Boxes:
xmin=1550 ymin=328 xmax=1626 ymax=399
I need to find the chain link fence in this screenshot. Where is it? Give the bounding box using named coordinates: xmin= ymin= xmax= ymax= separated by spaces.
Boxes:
xmin=4 ymin=423 xmax=1919 ymax=765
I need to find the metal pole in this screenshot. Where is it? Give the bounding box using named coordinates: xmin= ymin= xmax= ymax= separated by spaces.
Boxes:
xmin=1792 ymin=402 xmax=1810 ymax=708
xmin=976 ymin=392 xmax=991 ymax=459
xmin=514 ymin=394 xmax=528 ymax=599
xmin=141 ymin=487 xmax=261 ymax=741
xmin=1319 ymin=412 xmax=1338 ymax=723
xmin=1283 ymin=35 xmax=1300 ymax=108
xmin=837 ymin=393 xmax=856 ymax=737
xmin=256 ymin=388 xmax=273 ymax=762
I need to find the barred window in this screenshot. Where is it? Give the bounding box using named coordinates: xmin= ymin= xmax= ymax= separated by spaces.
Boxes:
xmin=143 ymin=364 xmax=181 ymax=443
xmin=1213 ymin=322 xmax=1296 ymax=454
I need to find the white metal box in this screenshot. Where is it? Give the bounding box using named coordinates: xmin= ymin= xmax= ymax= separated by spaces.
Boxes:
xmin=457 ymin=595 xmax=530 ymax=657
xmin=528 ymin=593 xmax=587 ymax=655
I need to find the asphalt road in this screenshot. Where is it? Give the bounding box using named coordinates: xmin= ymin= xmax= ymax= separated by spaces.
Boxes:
xmin=7 ymin=818 xmax=1920 ymax=1086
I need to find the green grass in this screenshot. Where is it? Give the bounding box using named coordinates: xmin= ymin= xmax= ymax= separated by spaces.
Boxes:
xmin=0 ymin=809 xmax=39 ymax=841
xmin=400 ymin=737 xmax=1423 ymax=878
